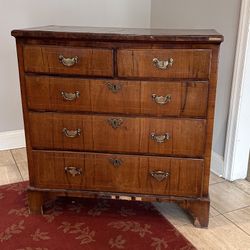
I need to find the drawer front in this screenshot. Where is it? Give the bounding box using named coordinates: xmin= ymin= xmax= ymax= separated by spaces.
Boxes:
xmin=25 ymin=76 xmax=208 ymax=117
xmin=32 ymin=151 xmax=204 ymax=197
xmin=23 ymin=45 xmax=113 ymax=77
xmin=117 ymin=49 xmax=211 ymax=79
xmin=29 ymin=113 xmax=206 ymax=157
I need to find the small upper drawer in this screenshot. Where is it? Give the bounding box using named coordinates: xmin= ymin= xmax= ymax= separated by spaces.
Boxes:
xmin=117 ymin=49 xmax=211 ymax=79
xmin=23 ymin=45 xmax=113 ymax=77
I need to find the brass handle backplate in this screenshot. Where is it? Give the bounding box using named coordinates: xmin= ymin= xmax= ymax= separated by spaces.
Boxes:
xmin=152 ymin=94 xmax=171 ymax=105
xmin=152 ymin=58 xmax=173 ymax=70
xmin=107 ymin=118 xmax=123 ymax=129
xmin=65 ymin=167 xmax=82 ymax=177
xmin=61 ymin=91 xmax=80 ymax=101
xmin=106 ymin=82 xmax=122 ymax=93
xmin=58 ymin=55 xmax=78 ymax=67
xmin=150 ymin=133 xmax=170 ymax=143
xmin=150 ymin=170 xmax=169 ymax=182
xmin=62 ymin=128 xmax=81 ymax=138
xmin=109 ymin=158 xmax=123 ymax=167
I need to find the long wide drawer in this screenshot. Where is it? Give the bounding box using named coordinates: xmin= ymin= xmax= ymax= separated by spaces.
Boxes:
xmin=23 ymin=45 xmax=113 ymax=77
xmin=117 ymin=49 xmax=211 ymax=79
xmin=29 ymin=113 xmax=206 ymax=157
xmin=32 ymin=150 xmax=204 ymax=197
xmin=25 ymin=76 xmax=208 ymax=117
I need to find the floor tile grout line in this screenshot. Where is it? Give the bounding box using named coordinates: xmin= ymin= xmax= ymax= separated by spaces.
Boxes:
xmin=209 ymin=180 xmax=225 ymax=186
xmin=210 ymin=205 xmax=222 ymax=216
xmin=223 ymin=205 xmax=250 ymax=215
xmin=232 ymin=182 xmax=250 ymax=196
xmin=10 ymin=150 xmax=24 ymax=181
xmin=233 ymin=182 xmax=250 ymax=196
xmin=0 ymin=150 xmax=16 ymax=166
xmin=210 ymin=179 xmax=250 ymax=196
xmin=209 ymin=174 xmax=250 ymax=196
xmin=221 ymin=213 xmax=250 ymax=237
xmin=218 ymin=204 xmax=250 ymax=215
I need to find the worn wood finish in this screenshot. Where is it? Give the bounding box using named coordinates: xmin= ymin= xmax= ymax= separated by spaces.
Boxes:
xmin=117 ymin=49 xmax=211 ymax=79
xmin=32 ymin=151 xmax=204 ymax=197
xmin=27 ymin=190 xmax=46 ymax=214
xmin=178 ymin=199 xmax=210 ymax=228
xmin=11 ymin=26 xmax=223 ymax=43
xmin=26 ymin=76 xmax=208 ymax=117
xmin=12 ymin=26 xmax=223 ymax=227
xmin=23 ymin=45 xmax=113 ymax=76
xmin=29 ymin=112 xmax=206 ymax=157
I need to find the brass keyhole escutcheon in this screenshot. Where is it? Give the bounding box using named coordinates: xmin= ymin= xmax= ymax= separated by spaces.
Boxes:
xmin=107 ymin=118 xmax=123 ymax=129
xmin=106 ymin=82 xmax=122 ymax=93
xmin=109 ymin=158 xmax=123 ymax=167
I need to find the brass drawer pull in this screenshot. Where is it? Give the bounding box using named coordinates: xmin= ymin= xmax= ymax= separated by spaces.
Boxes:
xmin=150 ymin=170 xmax=169 ymax=182
xmin=58 ymin=55 xmax=78 ymax=67
xmin=152 ymin=94 xmax=171 ymax=105
xmin=152 ymin=58 xmax=173 ymax=70
xmin=150 ymin=133 xmax=170 ymax=143
xmin=62 ymin=128 xmax=81 ymax=138
xmin=65 ymin=167 xmax=82 ymax=177
xmin=61 ymin=91 xmax=80 ymax=101
xmin=106 ymin=82 xmax=122 ymax=93
xmin=109 ymin=158 xmax=123 ymax=167
xmin=107 ymin=118 xmax=123 ymax=129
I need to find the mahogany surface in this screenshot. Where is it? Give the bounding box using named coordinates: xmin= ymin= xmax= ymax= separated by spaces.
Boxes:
xmin=12 ymin=26 xmax=223 ymax=228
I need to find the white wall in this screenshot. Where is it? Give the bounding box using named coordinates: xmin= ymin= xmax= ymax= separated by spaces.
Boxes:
xmin=0 ymin=0 xmax=151 ymax=133
xmin=150 ymin=0 xmax=241 ymax=159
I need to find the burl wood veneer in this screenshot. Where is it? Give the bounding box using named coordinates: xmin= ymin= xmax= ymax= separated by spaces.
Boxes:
xmin=12 ymin=26 xmax=223 ymax=227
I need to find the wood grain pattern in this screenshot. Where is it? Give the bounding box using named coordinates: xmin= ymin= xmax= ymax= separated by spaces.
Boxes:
xmin=29 ymin=112 xmax=206 ymax=157
xmin=32 ymin=150 xmax=204 ymax=197
xmin=117 ymin=49 xmax=211 ymax=79
xmin=23 ymin=45 xmax=113 ymax=76
xmin=12 ymin=26 xmax=223 ymax=227
xmin=25 ymin=76 xmax=208 ymax=117
xmin=11 ymin=25 xmax=223 ymax=43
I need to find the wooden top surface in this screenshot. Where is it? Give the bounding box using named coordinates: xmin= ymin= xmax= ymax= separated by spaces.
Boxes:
xmin=11 ymin=25 xmax=223 ymax=43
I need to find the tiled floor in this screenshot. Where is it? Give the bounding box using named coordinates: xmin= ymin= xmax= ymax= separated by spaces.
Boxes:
xmin=1 ymin=148 xmax=250 ymax=249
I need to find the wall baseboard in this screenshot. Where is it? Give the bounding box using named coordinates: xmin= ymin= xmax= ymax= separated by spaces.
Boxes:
xmin=211 ymin=151 xmax=224 ymax=177
xmin=0 ymin=129 xmax=25 ymax=150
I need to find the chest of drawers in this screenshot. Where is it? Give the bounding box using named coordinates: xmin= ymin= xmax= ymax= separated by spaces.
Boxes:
xmin=12 ymin=26 xmax=223 ymax=228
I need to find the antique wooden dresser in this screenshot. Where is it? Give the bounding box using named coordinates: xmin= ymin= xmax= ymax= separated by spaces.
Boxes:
xmin=12 ymin=26 xmax=223 ymax=227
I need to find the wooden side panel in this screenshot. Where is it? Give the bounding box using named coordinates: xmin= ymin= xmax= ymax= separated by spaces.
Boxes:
xmin=202 ymin=46 xmax=220 ymax=196
xmin=23 ymin=45 xmax=113 ymax=76
xmin=117 ymin=49 xmax=211 ymax=79
xmin=32 ymin=151 xmax=204 ymax=197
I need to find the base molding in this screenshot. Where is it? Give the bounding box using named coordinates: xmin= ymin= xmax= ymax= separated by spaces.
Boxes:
xmin=178 ymin=199 xmax=210 ymax=228
xmin=0 ymin=129 xmax=25 ymax=150
xmin=27 ymin=186 xmax=210 ymax=228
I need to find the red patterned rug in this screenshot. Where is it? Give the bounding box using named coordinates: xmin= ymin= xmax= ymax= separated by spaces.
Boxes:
xmin=0 ymin=182 xmax=195 ymax=250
